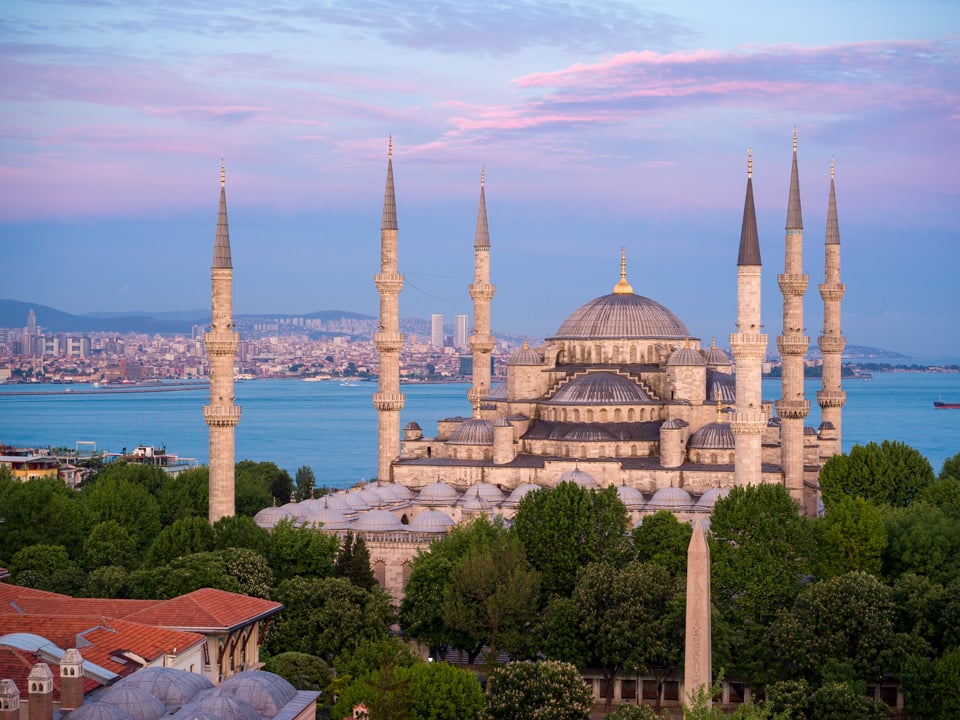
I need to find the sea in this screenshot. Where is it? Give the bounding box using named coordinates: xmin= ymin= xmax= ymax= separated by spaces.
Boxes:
xmin=2 ymin=372 xmax=959 ymax=488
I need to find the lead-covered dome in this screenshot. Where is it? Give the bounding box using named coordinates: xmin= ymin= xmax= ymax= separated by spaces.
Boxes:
xmin=448 ymin=418 xmax=494 ymax=445
xmin=548 ymin=372 xmax=652 ymax=404
xmin=553 ymin=292 xmax=689 ymax=340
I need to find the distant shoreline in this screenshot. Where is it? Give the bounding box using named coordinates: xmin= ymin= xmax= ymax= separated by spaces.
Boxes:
xmin=0 ymin=382 xmax=208 ymax=396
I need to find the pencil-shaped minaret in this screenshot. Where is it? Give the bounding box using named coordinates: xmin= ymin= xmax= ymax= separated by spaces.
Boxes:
xmin=776 ymin=130 xmax=810 ymax=509
xmin=373 ymin=138 xmax=405 ymax=483
xmin=205 ymin=161 xmax=241 ymax=523
xmin=468 ymin=168 xmax=495 ymax=406
xmin=730 ymin=150 xmax=768 ymax=487
xmin=817 ymin=159 xmax=846 ymax=456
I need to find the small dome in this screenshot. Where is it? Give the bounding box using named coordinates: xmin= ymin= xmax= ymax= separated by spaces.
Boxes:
xmin=558 ymin=468 xmax=599 ymax=489
xmin=695 ymin=487 xmax=730 ymax=510
xmin=116 ymin=667 xmax=212 ymax=708
xmin=68 ymin=705 xmax=132 ymax=720
xmin=448 ymin=418 xmax=494 ymax=445
xmin=647 ymin=486 xmax=693 ymax=509
xmin=704 ymin=343 xmax=730 ymax=367
xmin=99 ymin=686 xmax=167 ymax=720
xmin=404 ymin=421 xmax=422 ymax=431
xmin=508 ymin=341 xmax=541 ymax=366
xmin=553 ymin=292 xmax=690 ymax=340
xmin=502 ymin=482 xmax=541 ymax=506
xmin=351 ymin=509 xmax=404 ymax=533
xmin=616 ymin=484 xmax=647 ymax=510
xmin=461 ymin=495 xmax=493 ymax=513
xmin=688 ymin=422 xmax=735 ymax=450
xmin=804 ymin=425 xmax=818 ymax=436
xmin=356 ymin=486 xmax=386 ymax=507
xmin=667 ymin=346 xmax=706 ymax=367
xmin=375 ymin=483 xmax=412 ymax=504
xmin=407 ymin=510 xmax=455 ymax=533
xmin=219 ymin=670 xmax=296 ymax=718
xmin=253 ymin=505 xmax=291 ymax=530
xmin=297 ymin=499 xmax=352 ymax=530
xmin=564 ymin=424 xmax=614 ymax=441
xmin=342 ymin=492 xmax=372 ymax=511
xmin=194 ymin=693 xmax=261 ymax=720
xmin=462 ymin=482 xmax=505 ymax=503
xmin=319 ymin=494 xmax=356 ymax=512
xmin=416 ymin=481 xmax=461 ymax=506
xmin=549 ymin=373 xmax=652 ymax=404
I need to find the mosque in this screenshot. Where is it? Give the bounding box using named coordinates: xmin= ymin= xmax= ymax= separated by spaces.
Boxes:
xmin=222 ymin=133 xmax=845 ymax=598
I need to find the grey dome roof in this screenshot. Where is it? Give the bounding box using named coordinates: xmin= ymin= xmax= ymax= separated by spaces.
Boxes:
xmin=667 ymin=346 xmax=706 ymax=367
xmin=253 ymin=505 xmax=292 ymax=529
xmin=461 ymin=495 xmax=493 ymax=513
xmin=416 ymin=481 xmax=461 ymax=505
xmin=320 ymin=494 xmax=356 ymax=512
xmin=564 ymin=424 xmax=614 ymax=441
xmin=99 ymin=686 xmax=167 ymax=720
xmin=115 ymin=667 xmax=212 ymax=709
xmin=661 ymin=419 xmax=686 ymax=430
xmin=704 ymin=344 xmax=730 ymax=366
xmin=647 ymin=486 xmax=693 ymax=509
xmin=558 ymin=467 xmax=599 ymax=488
xmin=688 ymin=422 xmax=735 ymax=450
xmin=356 ymin=487 xmax=386 ymax=507
xmin=194 ymin=694 xmax=260 ymax=720
xmin=404 ymin=421 xmax=422 ymax=431
xmin=462 ymin=482 xmax=506 ymax=503
xmin=342 ymin=492 xmax=372 ymax=511
xmin=487 ymin=382 xmax=508 ymax=400
xmin=352 ymin=509 xmax=404 ymax=533
xmin=69 ymin=705 xmax=133 ymax=720
xmin=375 ymin=482 xmax=413 ymax=503
xmin=548 ymin=372 xmax=652 ymax=404
xmin=695 ymin=487 xmax=730 ymax=510
xmin=297 ymin=499 xmax=352 ymax=530
xmin=219 ymin=670 xmax=296 ymax=718
xmin=407 ymin=510 xmax=455 ymax=533
xmin=552 ymin=292 xmax=689 ymax=340
xmin=494 ymin=416 xmax=512 ymax=428
xmin=502 ymin=482 xmax=541 ymax=506
xmin=707 ymin=372 xmax=736 ymax=403
xmin=448 ymin=418 xmax=494 ymax=445
xmin=616 ymin=484 xmax=647 ymax=510
xmin=508 ymin=344 xmax=541 ymax=366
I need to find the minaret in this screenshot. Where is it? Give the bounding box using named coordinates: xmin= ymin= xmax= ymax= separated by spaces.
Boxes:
xmin=373 ymin=138 xmax=405 ymax=482
xmin=204 ymin=161 xmax=241 ymax=524
xmin=776 ymin=130 xmax=810 ymax=509
xmin=817 ymin=159 xmax=846 ymax=456
xmin=729 ymin=150 xmax=768 ymax=487
xmin=468 ymin=167 xmax=495 ymax=406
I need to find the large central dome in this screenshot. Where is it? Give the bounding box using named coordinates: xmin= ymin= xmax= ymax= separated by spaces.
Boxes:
xmin=552 ymin=292 xmax=690 ymax=340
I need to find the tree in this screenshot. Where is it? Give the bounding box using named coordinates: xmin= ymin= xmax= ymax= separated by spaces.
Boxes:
xmin=939 ymin=451 xmax=960 ymax=483
xmin=129 ymin=548 xmax=271 ymax=599
xmin=512 ymin=482 xmax=630 ymax=599
xmin=0 ymin=477 xmax=90 ymax=563
xmin=632 ymin=509 xmax=693 ymax=577
xmin=883 ymin=503 xmax=960 ymax=586
xmin=766 ymin=679 xmax=890 ymax=720
xmin=213 ymin=514 xmax=271 ymax=555
xmin=268 ymin=518 xmax=339 ymax=581
xmin=813 ymin=495 xmax=887 ymax=579
xmin=485 ymin=661 xmax=592 ymax=720
xmin=263 ymin=652 xmax=331 ymax=692
xmin=85 ymin=565 xmax=130 ymax=598
xmin=334 ymin=531 xmax=377 ymax=590
xmin=819 ymin=440 xmax=935 ymax=509
xmin=83 ymin=520 xmax=136 ymax=570
xmin=9 ymin=543 xmax=85 ymax=594
xmin=145 ymin=516 xmax=215 ymax=567
xmin=81 ymin=474 xmax=161 ymax=556
xmin=399 ymin=661 xmax=484 ymax=720
xmin=294 ymin=465 xmax=316 ymax=501
xmin=155 ymin=467 xmax=208 ymax=525
xmin=710 ymin=484 xmax=813 ymax=686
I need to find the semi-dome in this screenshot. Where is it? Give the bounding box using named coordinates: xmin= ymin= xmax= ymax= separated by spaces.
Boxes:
xmin=448 ymin=418 xmax=494 ymax=445
xmin=667 ymin=346 xmax=706 ymax=367
xmin=558 ymin=467 xmax=599 ymax=488
xmin=407 ymin=510 xmax=456 ymax=533
xmin=552 ymin=292 xmax=689 ymax=340
xmin=548 ymin=372 xmax=652 ymax=404
xmin=688 ymin=422 xmax=735 ymax=450
xmin=351 ymin=509 xmax=404 ymax=533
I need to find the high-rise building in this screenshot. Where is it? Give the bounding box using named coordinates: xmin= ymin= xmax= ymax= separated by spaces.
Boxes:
xmin=431 ymin=314 xmax=444 ymax=347
xmin=455 ymin=314 xmax=468 ymax=349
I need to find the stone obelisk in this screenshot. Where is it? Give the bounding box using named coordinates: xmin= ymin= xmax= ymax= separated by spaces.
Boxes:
xmin=684 ymin=518 xmax=712 ymax=708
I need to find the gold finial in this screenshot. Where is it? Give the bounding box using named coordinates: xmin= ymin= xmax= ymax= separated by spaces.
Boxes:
xmin=684 ymin=337 xmax=690 ymax=349
xmin=472 ymin=396 xmax=482 ymax=419
xmin=522 ymin=337 xmax=529 ymax=350
xmin=793 ymin=127 xmax=797 ymax=152
xmin=830 ymin=156 xmax=835 ymax=180
xmin=613 ymin=246 xmax=634 ymax=295
xmin=220 ymin=158 xmax=225 ymax=188
xmin=747 ymin=147 xmax=752 ymax=179
xmin=716 ymin=392 xmax=723 ymax=422
xmin=481 ymin=165 xmax=485 ymax=188
xmin=711 ymin=337 xmax=717 ymax=350
xmin=388 ymin=134 xmax=393 ymax=159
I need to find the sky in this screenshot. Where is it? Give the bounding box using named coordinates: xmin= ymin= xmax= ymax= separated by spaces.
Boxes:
xmin=1 ymin=1 xmax=958 ymax=359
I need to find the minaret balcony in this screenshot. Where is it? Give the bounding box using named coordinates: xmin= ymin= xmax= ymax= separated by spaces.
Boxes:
xmin=818 ymin=283 xmax=846 ymax=301
xmin=818 ymin=336 xmax=846 ymax=354
xmin=729 ymin=333 xmax=768 ymax=359
xmin=375 ymin=273 xmax=404 ymax=294
xmin=777 ymin=273 xmax=809 ymax=296
xmin=470 ymin=334 xmax=495 ymax=353
xmin=776 ymin=336 xmax=809 ymax=356
xmin=373 ymin=392 xmax=406 ymax=412
xmin=203 ymin=405 xmax=242 ymax=427
xmin=204 ymin=333 xmax=239 ymax=356
xmin=374 ymin=331 xmax=404 ymax=353
xmin=775 ymin=399 xmax=810 ymax=420
xmin=730 ymin=412 xmax=767 ymax=435
xmin=469 ymin=283 xmax=496 ymax=301
xmin=817 ymin=389 xmax=847 ymax=408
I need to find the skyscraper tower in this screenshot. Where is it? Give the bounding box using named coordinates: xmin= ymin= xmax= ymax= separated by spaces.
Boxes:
xmin=817 ymin=159 xmax=846 ymax=456
xmin=455 ymin=314 xmax=468 ymax=349
xmin=776 ymin=130 xmax=810 ymax=509
xmin=730 ymin=150 xmax=768 ymax=487
xmin=374 ymin=138 xmax=405 ymax=482
xmin=204 ymin=161 xmax=241 ymax=524
xmin=431 ymin=314 xmax=444 ymax=347
xmin=24 ymin=309 xmax=37 ymax=359
xmin=468 ymin=168 xmax=495 ymax=405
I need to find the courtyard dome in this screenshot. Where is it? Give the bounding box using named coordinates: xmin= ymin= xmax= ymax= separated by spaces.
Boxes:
xmin=548 ymin=372 xmax=652 ymax=404
xmin=116 ymin=667 xmax=212 ymax=709
xmin=352 ymin=509 xmax=404 ymax=533
xmin=688 ymin=422 xmax=735 ymax=450
xmin=647 ymin=486 xmax=693 ymax=510
xmin=552 ymin=293 xmax=689 ymax=340
xmin=502 ymin=482 xmax=541 ymax=506
xmin=253 ymin=505 xmax=292 ymax=530
xmin=194 ymin=694 xmax=260 ymax=720
xmin=616 ymin=484 xmax=647 ymax=510
xmin=68 ymin=705 xmax=132 ymax=720
xmin=99 ymin=686 xmax=166 ymax=720
xmin=462 ymin=482 xmax=506 ymax=503
xmin=298 ymin=499 xmax=351 ymax=530
xmin=695 ymin=487 xmax=730 ymax=511
xmin=219 ymin=670 xmax=297 ymax=718
xmin=416 ymin=481 xmax=461 ymax=506
xmin=320 ymin=494 xmax=355 ymax=513
xmin=558 ymin=467 xmax=599 ymax=488
xmin=407 ymin=510 xmax=455 ymax=533
xmin=667 ymin=346 xmax=706 ymax=367
xmin=461 ymin=495 xmax=493 ymax=513
xmin=376 ymin=482 xmax=413 ymax=503
xmin=342 ymin=492 xmax=371 ymax=511
xmin=356 ymin=486 xmax=386 ymax=507
xmin=508 ymin=340 xmax=541 ymax=366
xmin=448 ymin=418 xmax=494 ymax=445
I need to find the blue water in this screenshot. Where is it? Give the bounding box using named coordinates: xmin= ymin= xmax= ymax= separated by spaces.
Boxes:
xmin=1 ymin=374 xmax=959 ymax=486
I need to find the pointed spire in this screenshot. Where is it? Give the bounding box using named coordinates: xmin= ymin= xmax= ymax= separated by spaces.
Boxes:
xmin=474 ymin=166 xmax=489 ymax=249
xmin=381 ymin=136 xmax=398 ymax=231
xmin=213 ymin=160 xmax=232 ymax=269
xmin=786 ymin=129 xmax=803 ymax=230
xmin=613 ymin=247 xmax=634 ymax=294
xmin=737 ymin=149 xmax=761 ymax=266
xmin=826 ymin=158 xmax=840 ymax=245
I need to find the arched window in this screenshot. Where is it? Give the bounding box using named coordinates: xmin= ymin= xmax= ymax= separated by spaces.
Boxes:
xmin=586 ymin=409 xmax=594 ymax=422
xmin=600 ymin=409 xmax=608 ymax=422
xmin=614 ymin=408 xmax=622 ymax=422
xmin=628 ymin=408 xmax=635 ymax=421
xmin=374 ymin=560 xmax=387 ymax=586
xmin=630 ymin=346 xmax=637 ymax=363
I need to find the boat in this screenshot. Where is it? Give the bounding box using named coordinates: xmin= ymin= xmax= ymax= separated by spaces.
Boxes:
xmin=934 ymin=400 xmax=960 ymax=409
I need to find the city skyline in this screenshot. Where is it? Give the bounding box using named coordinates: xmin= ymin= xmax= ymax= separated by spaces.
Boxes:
xmin=2 ymin=1 xmax=958 ymax=358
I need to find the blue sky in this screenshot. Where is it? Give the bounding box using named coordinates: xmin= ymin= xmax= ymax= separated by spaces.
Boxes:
xmin=1 ymin=1 xmax=958 ymax=358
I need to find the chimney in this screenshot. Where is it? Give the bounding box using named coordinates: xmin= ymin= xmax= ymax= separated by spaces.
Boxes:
xmin=27 ymin=663 xmax=53 ymax=720
xmin=60 ymin=649 xmax=84 ymax=711
xmin=0 ymin=679 xmax=20 ymax=720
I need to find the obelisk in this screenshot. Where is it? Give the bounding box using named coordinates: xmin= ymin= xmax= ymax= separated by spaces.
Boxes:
xmin=684 ymin=518 xmax=712 ymax=708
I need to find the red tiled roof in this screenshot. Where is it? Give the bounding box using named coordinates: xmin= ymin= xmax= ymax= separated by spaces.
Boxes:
xmin=0 ymin=647 xmax=101 ymax=700
xmin=122 ymin=588 xmax=282 ymax=632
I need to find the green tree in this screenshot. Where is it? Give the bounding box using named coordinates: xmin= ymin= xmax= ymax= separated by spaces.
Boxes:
xmin=294 ymin=465 xmax=316 ymax=501
xmin=81 ymin=474 xmax=161 ymax=555
xmin=83 ymin=520 xmax=136 ymax=570
xmin=155 ymin=466 xmax=208 ymax=524
xmin=235 ymin=460 xmax=294 ymax=512
xmin=9 ymin=543 xmax=85 ymax=594
xmin=813 ymin=495 xmax=887 ymax=578
xmin=819 ymin=440 xmax=935 ymax=510
xmin=632 ymin=509 xmax=693 ymax=577
xmin=263 ymin=652 xmax=331 ymax=692
xmin=334 ymin=531 xmax=377 ymax=590
xmin=939 ymin=451 xmax=960 ymax=482
xmin=130 ymin=548 xmax=271 ymax=599
xmin=0 ymin=477 xmax=90 ymax=562
xmin=89 ymin=462 xmax=168 ymax=496
xmin=213 ymin=514 xmax=271 ymax=555
xmin=84 ymin=565 xmax=130 ymax=598
xmin=399 ymin=661 xmax=484 ymax=720
xmin=485 ymin=661 xmax=592 ymax=720
xmin=883 ymin=503 xmax=960 ymax=586
xmin=512 ymin=481 xmax=630 ymax=598
xmin=145 ymin=516 xmax=216 ymax=567
xmin=268 ymin=518 xmax=339 ymax=581
xmin=710 ymin=484 xmax=813 ymax=686
xmin=766 ymin=679 xmax=890 ymax=720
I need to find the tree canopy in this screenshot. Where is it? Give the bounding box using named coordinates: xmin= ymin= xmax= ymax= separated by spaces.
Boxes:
xmin=819 ymin=440 xmax=935 ymax=509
